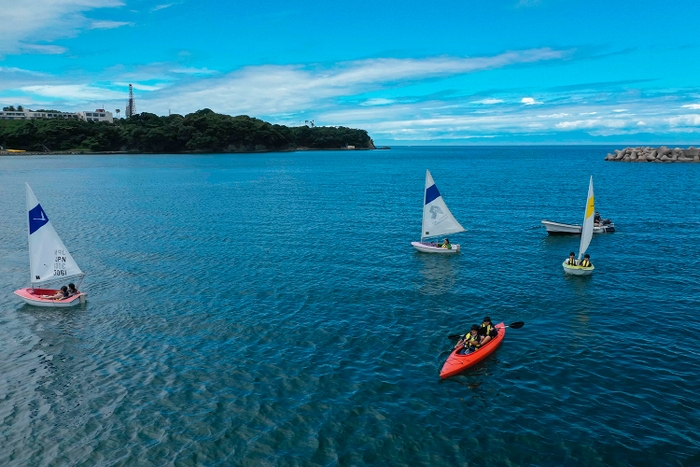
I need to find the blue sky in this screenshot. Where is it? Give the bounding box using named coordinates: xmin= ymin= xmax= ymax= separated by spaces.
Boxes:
xmin=1 ymin=0 xmax=699 ymax=144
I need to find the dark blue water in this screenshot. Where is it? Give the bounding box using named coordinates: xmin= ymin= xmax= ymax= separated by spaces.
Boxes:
xmin=1 ymin=147 xmax=699 ymax=466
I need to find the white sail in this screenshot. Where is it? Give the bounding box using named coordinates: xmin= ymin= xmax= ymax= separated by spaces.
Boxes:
xmin=26 ymin=183 xmax=83 ymax=286
xmin=421 ymin=170 xmax=465 ymax=240
xmin=578 ymin=176 xmax=595 ymax=259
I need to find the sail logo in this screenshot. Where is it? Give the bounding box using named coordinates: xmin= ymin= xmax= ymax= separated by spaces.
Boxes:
xmin=429 ymin=206 xmax=444 ymax=219
xmin=586 ymin=196 xmax=595 ymax=218
xmin=28 ymin=204 xmax=49 ymax=234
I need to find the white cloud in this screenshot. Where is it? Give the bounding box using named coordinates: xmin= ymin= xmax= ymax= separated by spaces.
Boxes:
xmin=681 ymin=104 xmax=700 ymax=110
xmin=361 ymin=98 xmax=395 ymax=106
xmin=90 ymin=20 xmax=132 ymax=29
xmin=170 ymin=67 xmax=219 ymax=75
xmin=152 ymin=3 xmax=175 ymax=11
xmin=472 ymin=98 xmax=504 ymax=105
xmin=521 ymin=97 xmax=541 ymax=105
xmin=20 ymin=84 xmax=124 ymax=102
xmin=555 ymin=119 xmax=627 ymax=130
xmin=18 ymin=44 xmax=67 ymax=55
xmin=145 ymin=48 xmax=568 ymax=116
xmin=668 ymin=114 xmax=700 ymax=127
xmin=537 ymin=113 xmax=569 ymax=118
xmin=0 ymin=0 xmax=125 ymax=54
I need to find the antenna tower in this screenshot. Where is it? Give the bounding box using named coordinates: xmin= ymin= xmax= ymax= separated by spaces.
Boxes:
xmin=126 ymin=84 xmax=136 ymax=118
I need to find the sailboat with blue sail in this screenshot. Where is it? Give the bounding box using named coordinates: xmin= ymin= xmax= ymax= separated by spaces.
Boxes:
xmin=411 ymin=170 xmax=466 ymax=254
xmin=14 ymin=183 xmax=87 ymax=307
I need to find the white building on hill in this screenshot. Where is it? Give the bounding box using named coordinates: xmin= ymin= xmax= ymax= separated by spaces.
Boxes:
xmin=0 ymin=109 xmax=114 ymax=123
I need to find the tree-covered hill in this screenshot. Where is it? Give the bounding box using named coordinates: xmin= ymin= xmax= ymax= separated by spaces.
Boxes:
xmin=0 ymin=109 xmax=374 ymax=153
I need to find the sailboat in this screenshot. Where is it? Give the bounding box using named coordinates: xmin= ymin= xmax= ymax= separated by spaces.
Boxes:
xmin=411 ymin=170 xmax=466 ymax=254
xmin=14 ymin=183 xmax=87 ymax=307
xmin=562 ymin=176 xmax=596 ymax=275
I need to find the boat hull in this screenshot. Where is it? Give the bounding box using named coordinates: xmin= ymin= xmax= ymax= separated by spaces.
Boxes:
xmin=542 ymin=220 xmax=615 ymax=235
xmin=14 ymin=288 xmax=86 ymax=307
xmin=562 ymin=261 xmax=595 ymax=276
xmin=440 ymin=323 xmax=505 ymax=379
xmin=411 ymin=242 xmax=461 ymax=254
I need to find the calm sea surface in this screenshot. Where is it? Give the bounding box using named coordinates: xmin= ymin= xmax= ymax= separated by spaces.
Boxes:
xmin=1 ymin=147 xmax=699 ymax=466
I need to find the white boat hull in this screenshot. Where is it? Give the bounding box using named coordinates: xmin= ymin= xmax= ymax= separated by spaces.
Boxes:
xmin=14 ymin=288 xmax=86 ymax=307
xmin=542 ymin=220 xmax=615 ymax=235
xmin=411 ymin=242 xmax=461 ymax=254
xmin=562 ymin=261 xmax=595 ymax=276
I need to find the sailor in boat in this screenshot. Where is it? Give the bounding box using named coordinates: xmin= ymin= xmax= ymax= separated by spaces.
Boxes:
xmin=456 ymin=325 xmax=485 ymax=354
xmin=41 ymin=285 xmax=69 ymax=300
xmin=438 ymin=238 xmax=452 ymax=249
xmin=479 ymin=316 xmax=499 ymax=346
xmin=566 ymin=252 xmax=578 ymax=266
xmin=579 ymin=254 xmax=592 ymax=268
xmin=594 ymin=211 xmax=602 ymax=225
xmin=68 ymin=283 xmax=79 ymax=296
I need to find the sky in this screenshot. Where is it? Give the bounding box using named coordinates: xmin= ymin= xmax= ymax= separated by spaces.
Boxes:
xmin=1 ymin=0 xmax=699 ymax=145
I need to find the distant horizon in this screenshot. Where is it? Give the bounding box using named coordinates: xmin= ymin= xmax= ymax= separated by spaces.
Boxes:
xmin=2 ymin=0 xmax=699 ymax=145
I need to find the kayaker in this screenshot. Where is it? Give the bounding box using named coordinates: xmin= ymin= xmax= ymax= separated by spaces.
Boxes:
xmin=479 ymin=316 xmax=498 ymax=345
xmin=579 ymin=254 xmax=592 ymax=267
xmin=566 ymin=252 xmax=578 ymax=266
xmin=456 ymin=325 xmax=483 ymax=354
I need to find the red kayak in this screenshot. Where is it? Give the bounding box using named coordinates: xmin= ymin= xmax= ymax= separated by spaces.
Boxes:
xmin=440 ymin=322 xmax=505 ymax=379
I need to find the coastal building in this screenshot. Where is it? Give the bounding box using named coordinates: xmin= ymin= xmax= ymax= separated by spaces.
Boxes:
xmin=75 ymin=109 xmax=114 ymax=123
xmin=0 ymin=109 xmax=114 ymax=123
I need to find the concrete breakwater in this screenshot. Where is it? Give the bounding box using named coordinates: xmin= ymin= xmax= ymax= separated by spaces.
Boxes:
xmin=605 ymin=146 xmax=700 ymax=162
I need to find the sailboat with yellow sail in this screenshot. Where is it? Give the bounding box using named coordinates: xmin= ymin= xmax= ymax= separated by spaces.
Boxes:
xmin=562 ymin=176 xmax=596 ymax=276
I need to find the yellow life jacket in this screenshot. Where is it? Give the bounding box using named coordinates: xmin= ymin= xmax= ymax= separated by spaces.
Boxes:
xmin=441 ymin=243 xmax=450 ymax=249
xmin=580 ymin=258 xmax=591 ymax=267
xmin=480 ymin=323 xmax=494 ymax=336
xmin=463 ymin=332 xmax=481 ymax=348
xmin=567 ymin=257 xmax=577 ymax=265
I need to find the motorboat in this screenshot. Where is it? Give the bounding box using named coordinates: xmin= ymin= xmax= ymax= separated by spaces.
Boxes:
xmin=542 ymin=219 xmax=615 ymax=235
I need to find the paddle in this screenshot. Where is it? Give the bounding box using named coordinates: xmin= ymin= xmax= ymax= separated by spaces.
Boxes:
xmin=447 ymin=321 xmax=524 ymax=340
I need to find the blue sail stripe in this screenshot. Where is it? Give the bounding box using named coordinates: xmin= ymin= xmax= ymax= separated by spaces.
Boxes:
xmin=425 ymin=184 xmax=441 ymax=205
xmin=28 ymin=204 xmax=49 ymax=235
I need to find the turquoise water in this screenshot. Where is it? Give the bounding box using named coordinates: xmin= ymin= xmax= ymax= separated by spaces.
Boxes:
xmin=0 ymin=147 xmax=699 ymax=466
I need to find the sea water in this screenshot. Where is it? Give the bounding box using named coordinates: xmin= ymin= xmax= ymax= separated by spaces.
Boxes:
xmin=0 ymin=147 xmax=699 ymax=466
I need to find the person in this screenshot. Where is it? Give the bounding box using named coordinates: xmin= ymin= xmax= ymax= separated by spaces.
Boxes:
xmin=42 ymin=286 xmax=69 ymax=300
xmin=594 ymin=211 xmax=602 ymax=225
xmin=68 ymin=283 xmax=78 ymax=296
xmin=479 ymin=316 xmax=499 ymax=345
xmin=566 ymin=252 xmax=578 ymax=266
xmin=439 ymin=238 xmax=452 ymax=249
xmin=579 ymin=254 xmax=592 ymax=268
xmin=456 ymin=325 xmax=484 ymax=354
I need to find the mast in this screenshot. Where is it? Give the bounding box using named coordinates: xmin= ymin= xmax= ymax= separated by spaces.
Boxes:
xmin=578 ymin=176 xmax=595 ymax=260
xmin=421 ymin=170 xmax=428 ymax=242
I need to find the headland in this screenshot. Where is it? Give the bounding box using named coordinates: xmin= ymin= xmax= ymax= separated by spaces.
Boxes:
xmin=0 ymin=108 xmax=375 ymax=155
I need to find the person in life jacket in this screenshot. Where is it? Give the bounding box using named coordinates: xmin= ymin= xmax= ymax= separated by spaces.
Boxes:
xmin=440 ymin=238 xmax=452 ymax=249
xmin=579 ymin=254 xmax=592 ymax=268
xmin=566 ymin=252 xmax=578 ymax=266
xmin=438 ymin=238 xmax=452 ymax=250
xmin=479 ymin=316 xmax=499 ymax=345
xmin=456 ymin=324 xmax=484 ymax=354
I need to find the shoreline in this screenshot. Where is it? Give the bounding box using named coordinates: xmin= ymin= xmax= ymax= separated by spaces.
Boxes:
xmin=0 ymin=146 xmax=384 ymax=156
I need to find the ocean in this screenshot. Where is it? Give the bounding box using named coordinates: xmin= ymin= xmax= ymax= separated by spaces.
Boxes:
xmin=0 ymin=146 xmax=699 ymax=466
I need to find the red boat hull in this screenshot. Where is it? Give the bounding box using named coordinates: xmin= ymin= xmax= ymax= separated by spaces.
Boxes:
xmin=440 ymin=322 xmax=505 ymax=379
